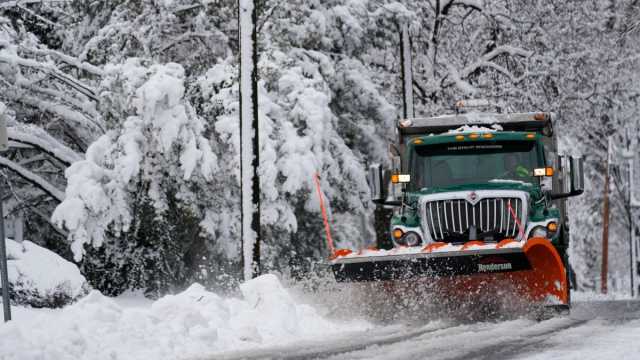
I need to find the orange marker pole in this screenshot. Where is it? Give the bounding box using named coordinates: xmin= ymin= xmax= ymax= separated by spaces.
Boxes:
xmin=314 ymin=173 xmax=335 ymax=255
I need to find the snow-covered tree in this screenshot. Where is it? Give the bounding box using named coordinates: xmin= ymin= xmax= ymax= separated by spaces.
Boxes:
xmin=50 ymin=59 xmax=222 ymax=295
xmin=2 ymin=0 xmax=640 ymax=296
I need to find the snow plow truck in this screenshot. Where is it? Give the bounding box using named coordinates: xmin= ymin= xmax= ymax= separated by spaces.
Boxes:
xmin=330 ymin=103 xmax=584 ymax=313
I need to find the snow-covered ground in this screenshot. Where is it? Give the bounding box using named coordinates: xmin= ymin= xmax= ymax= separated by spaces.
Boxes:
xmin=316 ymin=312 xmax=640 ymax=360
xmin=520 ymin=317 xmax=640 ymax=360
xmin=0 ymin=274 xmax=371 ymax=360
xmin=2 ymin=273 xmax=640 ymax=360
xmin=215 ymin=297 xmax=640 ymax=360
xmin=4 ymin=239 xmax=88 ymax=307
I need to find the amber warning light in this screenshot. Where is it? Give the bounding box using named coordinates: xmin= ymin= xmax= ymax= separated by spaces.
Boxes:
xmin=534 ymin=167 xmax=554 ymax=177
xmin=391 ymin=174 xmax=411 ymax=184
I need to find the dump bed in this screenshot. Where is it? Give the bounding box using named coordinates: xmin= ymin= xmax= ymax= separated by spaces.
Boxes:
xmin=397 ymin=112 xmax=553 ymax=143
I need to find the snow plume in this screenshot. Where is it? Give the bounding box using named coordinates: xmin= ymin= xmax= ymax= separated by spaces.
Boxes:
xmin=52 ymin=59 xmax=217 ymax=261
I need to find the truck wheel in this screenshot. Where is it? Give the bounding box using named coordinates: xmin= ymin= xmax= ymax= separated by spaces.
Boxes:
xmin=535 ymin=304 xmax=570 ymax=321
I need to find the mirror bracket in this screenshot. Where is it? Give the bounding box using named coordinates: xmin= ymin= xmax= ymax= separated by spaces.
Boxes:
xmin=372 ymin=199 xmax=402 ymax=206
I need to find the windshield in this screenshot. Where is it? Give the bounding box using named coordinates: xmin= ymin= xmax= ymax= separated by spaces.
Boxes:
xmin=410 ymin=140 xmax=542 ymax=190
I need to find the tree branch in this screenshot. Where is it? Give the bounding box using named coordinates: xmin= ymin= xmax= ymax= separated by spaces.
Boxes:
xmin=0 ymin=156 xmax=65 ymax=202
xmin=9 ymin=125 xmax=82 ymax=167
xmin=19 ymin=46 xmax=104 ymax=77
xmin=0 ymin=52 xmax=99 ymax=101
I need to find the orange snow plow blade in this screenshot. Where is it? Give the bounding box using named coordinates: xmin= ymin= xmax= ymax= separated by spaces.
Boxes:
xmin=330 ymin=237 xmax=568 ymax=305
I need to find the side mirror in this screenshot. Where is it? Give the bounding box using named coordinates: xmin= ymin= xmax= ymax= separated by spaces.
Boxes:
xmin=560 ymin=156 xmax=571 ymax=194
xmin=368 ymin=164 xmax=385 ymax=202
xmin=551 ymin=155 xmax=584 ymax=199
xmin=570 ymin=157 xmax=584 ymax=194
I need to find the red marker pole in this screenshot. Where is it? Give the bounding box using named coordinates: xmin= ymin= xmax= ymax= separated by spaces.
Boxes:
xmin=313 ymin=173 xmax=335 ymax=255
xmin=508 ymin=200 xmax=525 ymax=240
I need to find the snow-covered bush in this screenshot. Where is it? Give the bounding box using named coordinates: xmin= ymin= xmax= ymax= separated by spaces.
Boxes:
xmin=4 ymin=239 xmax=89 ymax=307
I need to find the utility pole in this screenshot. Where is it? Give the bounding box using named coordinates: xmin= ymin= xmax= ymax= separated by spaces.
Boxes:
xmin=630 ymin=158 xmax=637 ymax=297
xmin=399 ymin=22 xmax=414 ymax=119
xmin=372 ymin=22 xmax=413 ymax=250
xmin=627 ymin=136 xmax=640 ymax=297
xmin=601 ymin=137 xmax=612 ymax=294
xmin=238 ymin=0 xmax=260 ymax=280
xmin=0 ymin=105 xmax=10 ymax=321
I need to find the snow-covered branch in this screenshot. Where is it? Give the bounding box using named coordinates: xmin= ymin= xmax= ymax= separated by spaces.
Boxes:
xmin=17 ymin=81 xmax=97 ymax=118
xmin=0 ymin=53 xmax=98 ymax=101
xmin=19 ymin=46 xmax=105 ymax=77
xmin=9 ymin=125 xmax=83 ymax=166
xmin=439 ymin=45 xmax=532 ymax=93
xmin=0 ymin=0 xmax=71 ymax=9
xmin=459 ymin=46 xmax=532 ymax=79
xmin=29 ymin=206 xmax=69 ymax=238
xmin=159 ymin=32 xmax=214 ymax=53
xmin=10 ymin=92 xmax=104 ymax=133
xmin=446 ymin=63 xmax=477 ymax=94
xmin=0 ymin=156 xmax=65 ymax=202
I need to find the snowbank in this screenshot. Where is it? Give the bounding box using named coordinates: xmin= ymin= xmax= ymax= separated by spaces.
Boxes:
xmin=572 ymin=290 xmax=632 ymax=302
xmin=3 ymin=239 xmax=88 ymax=307
xmin=0 ymin=274 xmax=370 ymax=360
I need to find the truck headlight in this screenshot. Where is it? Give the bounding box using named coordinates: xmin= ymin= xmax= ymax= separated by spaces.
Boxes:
xmin=529 ymin=226 xmax=548 ymax=239
xmin=399 ymin=232 xmax=422 ymax=247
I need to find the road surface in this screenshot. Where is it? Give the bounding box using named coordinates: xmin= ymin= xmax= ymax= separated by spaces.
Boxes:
xmin=203 ymin=299 xmax=640 ymax=360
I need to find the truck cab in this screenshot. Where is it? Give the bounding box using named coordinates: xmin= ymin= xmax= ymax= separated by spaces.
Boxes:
xmin=370 ymin=111 xmax=584 ymax=263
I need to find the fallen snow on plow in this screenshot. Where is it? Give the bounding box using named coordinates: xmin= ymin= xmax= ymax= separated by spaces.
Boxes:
xmin=333 ymin=240 xmax=524 ymax=260
xmin=0 ymin=274 xmax=371 ymax=360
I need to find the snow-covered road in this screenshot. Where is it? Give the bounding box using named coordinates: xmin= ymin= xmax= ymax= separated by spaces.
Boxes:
xmin=206 ymin=299 xmax=640 ymax=360
xmin=5 ymin=274 xmax=640 ymax=360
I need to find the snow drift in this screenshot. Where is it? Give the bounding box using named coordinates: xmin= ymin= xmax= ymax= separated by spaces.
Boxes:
xmin=0 ymin=274 xmax=370 ymax=360
xmin=3 ymin=239 xmax=88 ymax=307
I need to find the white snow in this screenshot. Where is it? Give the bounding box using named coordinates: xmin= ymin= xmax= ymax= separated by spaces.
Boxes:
xmin=572 ymin=290 xmax=632 ymax=302
xmin=4 ymin=239 xmax=88 ymax=303
xmin=333 ymin=240 xmax=525 ymax=260
xmin=489 ymin=179 xmax=533 ymax=186
xmin=309 ymin=309 xmax=640 ymax=360
xmin=0 ymin=274 xmax=370 ymax=360
xmin=0 ymin=239 xmax=89 ymax=306
xmin=519 ymin=318 xmax=640 ymax=360
xmin=8 ymin=124 xmax=83 ymax=165
xmin=447 ymin=124 xmax=503 ymax=133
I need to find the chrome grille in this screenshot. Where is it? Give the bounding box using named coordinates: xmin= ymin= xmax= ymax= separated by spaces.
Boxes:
xmin=423 ymin=196 xmax=525 ymax=242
